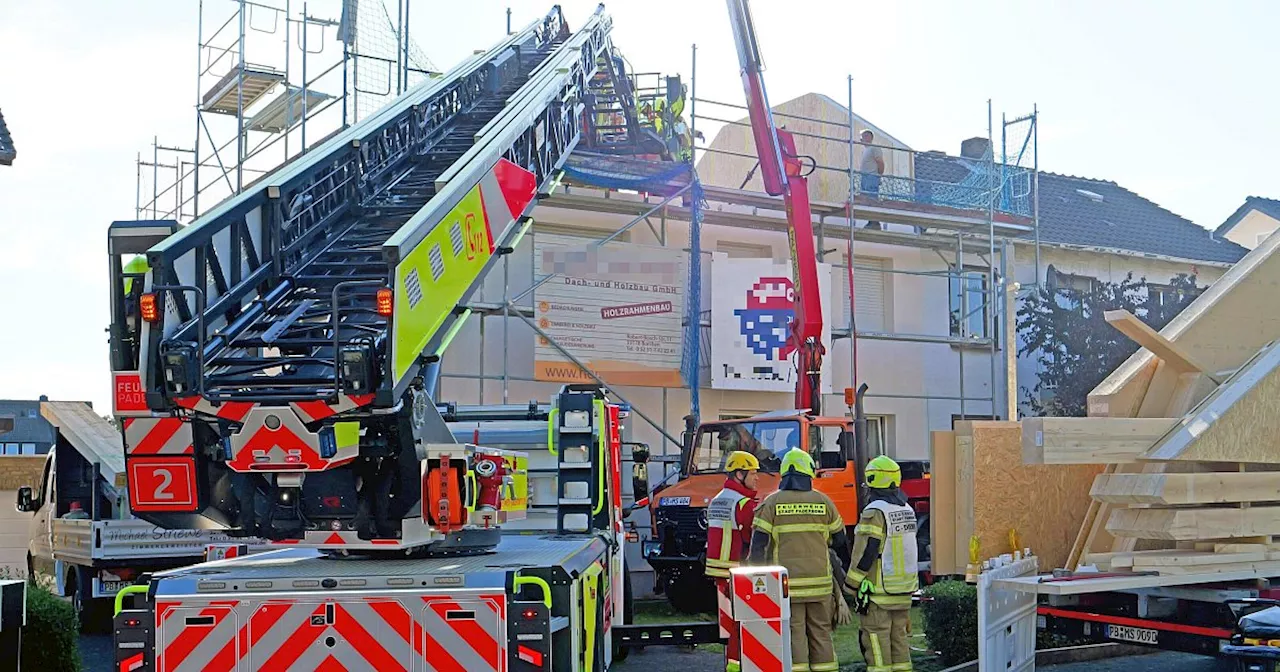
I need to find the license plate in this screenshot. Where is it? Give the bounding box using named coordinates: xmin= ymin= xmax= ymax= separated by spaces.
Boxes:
xmin=100 ymin=580 xmax=127 ymax=595
xmin=1106 ymin=624 xmax=1158 ymax=645
xmin=659 ymin=497 xmax=691 ymax=506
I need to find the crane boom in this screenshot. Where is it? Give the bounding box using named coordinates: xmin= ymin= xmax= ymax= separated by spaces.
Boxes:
xmin=724 ymin=0 xmax=825 ymax=413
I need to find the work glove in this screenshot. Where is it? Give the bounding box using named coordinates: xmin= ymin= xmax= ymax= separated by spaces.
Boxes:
xmin=853 ymin=578 xmax=875 ymax=615
xmin=835 ymin=594 xmax=853 ymax=626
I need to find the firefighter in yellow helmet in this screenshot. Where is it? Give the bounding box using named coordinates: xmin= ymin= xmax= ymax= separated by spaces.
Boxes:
xmin=706 ymin=450 xmax=760 ymax=672
xmin=748 ymin=448 xmax=849 ymax=672
xmin=845 ymin=455 xmax=919 ymax=672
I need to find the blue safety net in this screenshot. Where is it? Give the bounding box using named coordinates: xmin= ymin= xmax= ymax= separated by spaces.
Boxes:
xmin=561 ymin=152 xmax=692 ymax=195
xmin=681 ymin=177 xmax=704 ymax=422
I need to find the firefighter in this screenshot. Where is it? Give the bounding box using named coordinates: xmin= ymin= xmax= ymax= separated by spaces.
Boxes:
xmin=706 ymin=450 xmax=761 ymax=672
xmin=748 ymin=448 xmax=849 ymax=672
xmin=845 ymin=455 xmax=919 ymax=672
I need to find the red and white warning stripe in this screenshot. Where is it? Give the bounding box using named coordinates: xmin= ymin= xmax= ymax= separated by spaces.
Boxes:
xmin=731 ymin=566 xmax=792 ymax=672
xmin=174 ymin=394 xmax=375 ymax=423
xmin=123 ymin=417 xmax=194 ymax=456
xmin=152 ymin=593 xmax=506 ymax=672
xmin=717 ymin=580 xmax=733 ymax=639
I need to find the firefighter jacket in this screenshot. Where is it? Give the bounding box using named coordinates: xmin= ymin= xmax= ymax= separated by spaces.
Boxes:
xmin=705 ymin=478 xmax=757 ymax=578
xmin=847 ymin=499 xmax=919 ymax=608
xmin=751 ymin=488 xmax=844 ymax=602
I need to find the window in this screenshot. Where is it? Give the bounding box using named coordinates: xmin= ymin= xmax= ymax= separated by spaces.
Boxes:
xmin=865 ymin=416 xmax=888 ymax=455
xmin=1147 ymin=283 xmax=1199 ymax=308
xmin=949 ymin=267 xmax=994 ymax=339
xmin=20 ymin=443 xmax=35 ymax=455
xmin=838 ymin=255 xmax=890 ymax=332
xmin=1046 ymin=266 xmax=1098 ymax=312
xmin=2 ymin=443 xmax=17 ymax=455
xmin=693 ymin=419 xmax=802 ymax=473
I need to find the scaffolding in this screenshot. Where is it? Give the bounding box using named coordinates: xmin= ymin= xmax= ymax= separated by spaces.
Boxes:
xmin=135 ymin=0 xmax=435 ymax=223
xmin=514 ymin=51 xmax=1041 ymax=426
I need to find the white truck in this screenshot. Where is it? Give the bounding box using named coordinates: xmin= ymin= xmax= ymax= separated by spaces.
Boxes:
xmin=15 ymin=401 xmax=257 ymax=629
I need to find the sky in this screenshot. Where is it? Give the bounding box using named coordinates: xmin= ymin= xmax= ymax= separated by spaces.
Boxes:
xmin=3 ymin=0 xmax=1280 ymax=412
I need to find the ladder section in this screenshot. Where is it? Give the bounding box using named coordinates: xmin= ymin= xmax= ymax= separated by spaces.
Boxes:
xmin=200 ymin=56 xmax=553 ymax=401
xmin=127 ymin=6 xmax=609 ymax=409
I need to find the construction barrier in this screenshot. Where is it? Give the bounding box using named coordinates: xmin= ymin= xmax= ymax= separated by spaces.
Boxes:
xmin=730 ymin=566 xmax=791 ymax=672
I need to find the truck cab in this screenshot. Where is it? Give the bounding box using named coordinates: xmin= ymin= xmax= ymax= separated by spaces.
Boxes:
xmin=643 ymin=410 xmax=858 ymax=612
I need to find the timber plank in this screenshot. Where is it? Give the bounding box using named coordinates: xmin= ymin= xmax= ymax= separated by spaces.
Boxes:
xmin=1021 ymin=417 xmax=1176 ymax=465
xmin=1107 ymin=506 xmax=1280 ymax=541
xmin=1091 ymin=472 xmax=1280 ymax=505
xmin=1104 ymin=310 xmax=1215 ymax=375
xmin=930 ymin=431 xmax=957 ymax=576
xmin=40 ymin=401 xmax=124 ymax=475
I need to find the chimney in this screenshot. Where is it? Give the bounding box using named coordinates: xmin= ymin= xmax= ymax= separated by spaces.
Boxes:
xmin=960 ymin=137 xmax=991 ymax=159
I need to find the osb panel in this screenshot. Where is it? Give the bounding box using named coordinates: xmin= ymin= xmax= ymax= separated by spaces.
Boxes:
xmin=1090 ymin=231 xmax=1280 ymax=415
xmin=930 ymin=431 xmax=957 ymax=576
xmin=971 ymin=422 xmax=1103 ymax=570
xmin=1162 ymin=363 xmax=1280 ymax=463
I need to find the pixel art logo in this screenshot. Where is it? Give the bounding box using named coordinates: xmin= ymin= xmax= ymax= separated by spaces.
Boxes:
xmin=734 ymin=276 xmax=796 ymax=360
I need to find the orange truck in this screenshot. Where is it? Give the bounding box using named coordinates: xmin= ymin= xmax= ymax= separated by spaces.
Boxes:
xmin=639 ymin=409 xmax=931 ymax=613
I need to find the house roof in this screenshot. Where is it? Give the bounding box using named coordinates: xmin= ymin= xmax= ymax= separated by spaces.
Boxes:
xmin=916 ymin=152 xmax=1249 ymax=265
xmin=0 ymin=400 xmax=56 ymax=447
xmin=0 ymin=108 xmax=13 ymax=166
xmin=1214 ymin=196 xmax=1280 ymax=237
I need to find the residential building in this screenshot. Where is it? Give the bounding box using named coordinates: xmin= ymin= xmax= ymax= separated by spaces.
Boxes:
xmin=1214 ymin=196 xmax=1280 ymax=250
xmin=0 ymin=398 xmax=56 ymax=456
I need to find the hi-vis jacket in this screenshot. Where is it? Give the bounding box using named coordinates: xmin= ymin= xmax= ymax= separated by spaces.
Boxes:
xmin=847 ymin=499 xmax=919 ymax=608
xmin=752 ymin=489 xmax=844 ymax=602
xmin=705 ymin=479 xmax=757 ymax=579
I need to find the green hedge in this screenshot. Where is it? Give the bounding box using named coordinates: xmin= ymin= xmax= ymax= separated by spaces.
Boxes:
xmin=22 ymin=582 xmax=81 ymax=672
xmin=920 ymin=580 xmax=979 ymax=666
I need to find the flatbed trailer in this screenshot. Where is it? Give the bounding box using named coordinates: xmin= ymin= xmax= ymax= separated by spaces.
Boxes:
xmin=995 ymin=568 xmax=1280 ymax=661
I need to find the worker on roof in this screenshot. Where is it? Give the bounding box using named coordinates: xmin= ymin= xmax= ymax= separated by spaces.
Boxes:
xmin=859 ymin=128 xmax=885 ymax=230
xmin=749 ymin=448 xmax=849 ymax=672
xmin=846 ymin=455 xmax=919 ymax=672
xmin=706 ymin=450 xmax=761 ymax=672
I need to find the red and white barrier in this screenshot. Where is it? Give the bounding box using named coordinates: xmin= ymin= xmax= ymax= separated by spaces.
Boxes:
xmin=730 ymin=566 xmax=791 ymax=672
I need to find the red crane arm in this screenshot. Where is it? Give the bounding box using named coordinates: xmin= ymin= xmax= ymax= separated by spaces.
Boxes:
xmin=724 ymin=0 xmax=825 ymax=413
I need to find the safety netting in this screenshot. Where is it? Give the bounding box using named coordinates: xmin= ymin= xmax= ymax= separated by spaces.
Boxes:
xmin=558 ymin=152 xmax=702 ymax=420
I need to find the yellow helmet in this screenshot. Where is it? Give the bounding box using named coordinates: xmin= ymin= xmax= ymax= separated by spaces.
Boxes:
xmin=865 ymin=455 xmax=902 ymax=489
xmin=779 ymin=448 xmax=816 ymax=478
xmin=724 ymin=451 xmax=761 ymax=473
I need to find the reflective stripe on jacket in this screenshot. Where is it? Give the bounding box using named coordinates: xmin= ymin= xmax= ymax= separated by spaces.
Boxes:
xmin=752 ymin=489 xmax=844 ymax=601
xmin=847 ymin=500 xmax=919 ymax=606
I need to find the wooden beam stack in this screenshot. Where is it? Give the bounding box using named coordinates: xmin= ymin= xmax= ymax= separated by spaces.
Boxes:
xmin=1017 ymin=231 xmax=1280 ymax=578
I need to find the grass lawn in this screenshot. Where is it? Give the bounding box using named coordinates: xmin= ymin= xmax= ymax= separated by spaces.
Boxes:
xmin=633 ymin=600 xmax=946 ymax=672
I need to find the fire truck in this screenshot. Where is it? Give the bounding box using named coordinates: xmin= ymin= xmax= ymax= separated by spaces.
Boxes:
xmin=107 ymin=6 xmax=719 ymax=670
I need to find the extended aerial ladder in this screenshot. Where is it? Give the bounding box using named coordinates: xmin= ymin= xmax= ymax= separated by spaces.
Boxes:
xmin=724 ymin=0 xmax=825 ymax=414
xmin=105 ymin=5 xmax=654 ymax=553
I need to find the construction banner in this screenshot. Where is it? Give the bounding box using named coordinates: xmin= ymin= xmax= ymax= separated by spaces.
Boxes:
xmin=710 ymin=254 xmax=833 ymax=393
xmin=533 ymin=234 xmax=685 ymax=387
